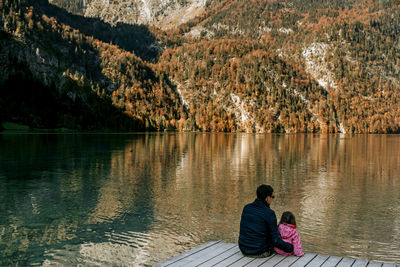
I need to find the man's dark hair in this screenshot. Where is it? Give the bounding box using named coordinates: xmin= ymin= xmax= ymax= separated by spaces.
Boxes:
xmin=256 ymin=184 xmax=273 ymax=200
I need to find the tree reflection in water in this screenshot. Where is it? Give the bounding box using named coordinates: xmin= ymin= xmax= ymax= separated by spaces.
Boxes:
xmin=0 ymin=133 xmax=399 ymax=265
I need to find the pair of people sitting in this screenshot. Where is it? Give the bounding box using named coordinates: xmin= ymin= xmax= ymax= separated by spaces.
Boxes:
xmin=238 ymin=184 xmax=304 ymax=257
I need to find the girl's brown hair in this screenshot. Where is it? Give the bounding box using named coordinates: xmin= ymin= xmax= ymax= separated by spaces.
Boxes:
xmin=279 ymin=211 xmax=296 ymax=226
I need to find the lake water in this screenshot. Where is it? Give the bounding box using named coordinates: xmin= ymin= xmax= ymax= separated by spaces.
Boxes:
xmin=0 ymin=133 xmax=399 ymax=266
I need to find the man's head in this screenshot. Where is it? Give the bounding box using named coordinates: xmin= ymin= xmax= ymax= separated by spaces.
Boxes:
xmin=256 ymin=184 xmax=274 ymax=204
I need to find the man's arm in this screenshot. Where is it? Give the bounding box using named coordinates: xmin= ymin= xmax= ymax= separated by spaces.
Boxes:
xmin=266 ymin=211 xmax=294 ymax=253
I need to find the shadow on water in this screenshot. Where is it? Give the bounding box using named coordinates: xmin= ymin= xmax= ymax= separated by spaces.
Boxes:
xmin=30 ymin=0 xmax=161 ymax=62
xmin=0 ymin=134 xmax=157 ymax=265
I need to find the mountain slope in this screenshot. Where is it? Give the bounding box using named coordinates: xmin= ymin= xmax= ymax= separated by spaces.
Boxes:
xmin=163 ymin=0 xmax=400 ymax=133
xmin=0 ymin=0 xmax=186 ymax=130
xmin=156 ymin=39 xmax=329 ymax=133
xmin=1 ymin=0 xmax=399 ymax=133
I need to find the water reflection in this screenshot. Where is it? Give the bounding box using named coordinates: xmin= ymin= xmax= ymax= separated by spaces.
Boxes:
xmin=0 ymin=133 xmax=399 ymax=265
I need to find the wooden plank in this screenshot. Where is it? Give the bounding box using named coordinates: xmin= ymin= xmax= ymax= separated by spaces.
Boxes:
xmin=367 ymin=261 xmax=383 ymax=267
xmin=174 ymin=242 xmax=237 ymax=267
xmin=336 ymin=257 xmax=356 ymax=267
xmin=212 ymin=251 xmax=245 ymax=267
xmin=275 ymin=255 xmax=302 ymax=267
xmin=154 ymin=241 xmax=219 ymax=267
xmin=290 ymin=253 xmax=317 ymax=267
xmin=259 ymin=253 xmax=288 ymax=266
xmin=157 ymin=242 xmax=395 ymax=267
xmin=196 ymin=246 xmax=240 ymax=267
xmin=352 ymin=259 xmax=369 ymax=267
xmin=229 ymin=256 xmax=256 ymax=267
xmin=242 ymin=253 xmax=276 ymax=267
xmin=304 ymin=254 xmax=329 ymax=267
xmin=320 ymin=256 xmax=342 ymax=267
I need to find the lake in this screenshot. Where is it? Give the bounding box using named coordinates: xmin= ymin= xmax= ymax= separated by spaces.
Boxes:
xmin=0 ymin=133 xmax=399 ymax=266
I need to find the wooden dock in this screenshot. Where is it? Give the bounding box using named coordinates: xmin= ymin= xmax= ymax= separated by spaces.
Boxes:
xmin=155 ymin=241 xmax=399 ymax=267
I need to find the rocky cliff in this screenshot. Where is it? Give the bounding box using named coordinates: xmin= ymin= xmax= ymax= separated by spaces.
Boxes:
xmin=50 ymin=0 xmax=208 ymax=28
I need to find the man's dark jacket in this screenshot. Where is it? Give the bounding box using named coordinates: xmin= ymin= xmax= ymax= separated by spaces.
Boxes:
xmin=238 ymin=198 xmax=294 ymax=255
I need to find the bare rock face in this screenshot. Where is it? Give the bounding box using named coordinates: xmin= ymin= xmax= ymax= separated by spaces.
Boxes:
xmin=84 ymin=0 xmax=207 ymax=28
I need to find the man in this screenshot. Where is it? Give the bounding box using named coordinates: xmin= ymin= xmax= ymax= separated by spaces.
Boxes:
xmin=238 ymin=184 xmax=294 ymax=256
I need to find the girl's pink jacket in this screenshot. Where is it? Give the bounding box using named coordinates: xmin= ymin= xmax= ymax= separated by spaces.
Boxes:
xmin=274 ymin=223 xmax=304 ymax=257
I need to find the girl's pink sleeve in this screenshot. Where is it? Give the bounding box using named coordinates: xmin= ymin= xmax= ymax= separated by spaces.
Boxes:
xmin=292 ymin=230 xmax=304 ymax=256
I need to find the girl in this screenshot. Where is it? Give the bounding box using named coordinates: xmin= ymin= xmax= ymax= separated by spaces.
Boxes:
xmin=274 ymin=211 xmax=304 ymax=257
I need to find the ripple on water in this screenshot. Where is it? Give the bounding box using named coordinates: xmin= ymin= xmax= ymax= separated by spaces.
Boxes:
xmin=43 ymin=232 xmax=153 ymax=266
xmin=106 ymin=231 xmax=151 ymax=247
xmin=42 ymin=226 xmax=200 ymax=266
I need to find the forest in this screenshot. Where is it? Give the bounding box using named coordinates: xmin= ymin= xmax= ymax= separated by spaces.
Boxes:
xmin=0 ymin=0 xmax=399 ymax=133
